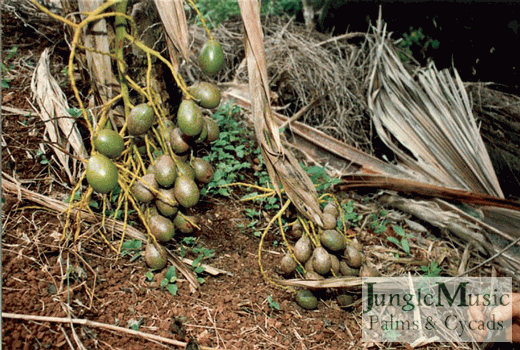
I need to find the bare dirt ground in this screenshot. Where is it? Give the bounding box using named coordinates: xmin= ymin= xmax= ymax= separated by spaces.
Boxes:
xmin=1 ymin=10 xmax=364 ymax=350
xmin=2 ymin=195 xmax=361 ymax=350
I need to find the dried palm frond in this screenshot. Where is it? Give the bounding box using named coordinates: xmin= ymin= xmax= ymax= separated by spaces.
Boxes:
xmin=340 ymin=174 xmax=520 ymax=211
xmin=237 ymin=0 xmax=324 ymax=226
xmin=154 ymin=0 xmax=189 ymax=71
xmin=359 ymin=15 xmax=520 ymax=280
xmin=277 ymin=277 xmax=362 ymax=289
xmin=480 ymin=206 xmax=520 ymax=238
xmin=77 ymin=0 xmax=118 ymax=107
xmin=3 ymin=0 xmax=61 ymax=27
xmin=367 ymin=19 xmax=503 ymax=198
xmin=31 ymin=48 xmax=88 ymax=183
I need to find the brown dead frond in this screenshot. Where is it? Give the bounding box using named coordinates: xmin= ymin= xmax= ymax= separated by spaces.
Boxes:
xmin=154 ymin=0 xmax=190 ymax=71
xmin=77 ymin=0 xmax=119 ymax=108
xmin=237 ymin=0 xmax=323 ymax=226
xmin=31 ymin=48 xmax=89 ymax=183
xmin=366 ymin=20 xmax=502 ymax=197
xmin=358 ymin=16 xmax=520 ymax=283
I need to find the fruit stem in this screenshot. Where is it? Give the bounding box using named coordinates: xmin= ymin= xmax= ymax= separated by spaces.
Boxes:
xmin=97 ymin=93 xmax=124 ymax=133
xmin=258 ymin=198 xmax=293 ymax=290
xmin=150 ymin=127 xmax=168 ymax=156
xmin=61 ymin=172 xmax=88 ymax=240
xmin=299 ymin=218 xmax=320 ymax=248
xmin=114 ymin=0 xmax=131 ymax=129
xmin=221 ymin=182 xmax=277 ymax=196
xmin=178 ymin=212 xmax=201 ymax=231
xmin=98 ymin=195 xmax=120 ymax=254
xmin=185 ymin=0 xmax=214 ymax=40
xmin=117 ymin=177 xmax=157 ymax=246
xmin=124 ymin=33 xmax=191 ymax=97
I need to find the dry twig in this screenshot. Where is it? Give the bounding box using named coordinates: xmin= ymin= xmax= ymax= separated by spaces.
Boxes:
xmin=2 ymin=312 xmax=218 ymax=349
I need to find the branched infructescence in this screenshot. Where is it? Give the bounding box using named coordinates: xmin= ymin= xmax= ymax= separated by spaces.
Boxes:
xmin=31 ymin=0 xmax=224 ymax=271
xmin=233 ymin=178 xmax=352 ymax=291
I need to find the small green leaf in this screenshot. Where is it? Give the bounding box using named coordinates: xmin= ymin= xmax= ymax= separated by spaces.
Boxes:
xmin=165 ymin=266 xmax=177 ymax=281
xmin=160 ymin=278 xmax=169 ymax=288
xmin=401 ymin=239 xmax=410 ymax=255
xmin=192 ymin=255 xmax=203 ymax=268
xmin=244 ymin=208 xmax=260 ymax=218
xmin=387 ymin=236 xmax=400 ymax=246
xmin=66 ymin=108 xmax=82 ymax=118
xmin=128 ymin=319 xmax=141 ymax=331
xmin=121 ymin=239 xmax=142 ymax=251
xmin=393 ymin=225 xmax=405 ymax=237
xmin=267 ymin=296 xmax=280 ymax=310
xmin=305 ymin=166 xmax=325 ymax=175
xmin=194 ymin=266 xmax=205 ymax=274
xmin=167 ymin=283 xmax=178 ymax=296
xmin=129 ymin=252 xmax=141 ymax=262
xmin=65 ymin=191 xmax=82 ymax=203
xmin=145 ymin=271 xmax=154 ymax=281
xmin=218 ymin=188 xmax=230 ymax=196
xmin=374 ymin=224 xmax=387 ymax=234
xmin=181 ymin=236 xmax=197 ymax=245
xmin=421 ymin=261 xmax=441 ymax=277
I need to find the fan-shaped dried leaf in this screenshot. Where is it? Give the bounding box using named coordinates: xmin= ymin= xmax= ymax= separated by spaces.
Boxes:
xmin=367 ymin=20 xmax=503 ymax=198
xmin=480 ymin=206 xmax=520 ymax=238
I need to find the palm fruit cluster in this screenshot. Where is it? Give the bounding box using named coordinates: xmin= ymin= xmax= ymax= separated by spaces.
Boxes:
xmin=85 ymin=39 xmax=225 ymax=269
xmin=280 ymin=202 xmax=379 ymax=309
